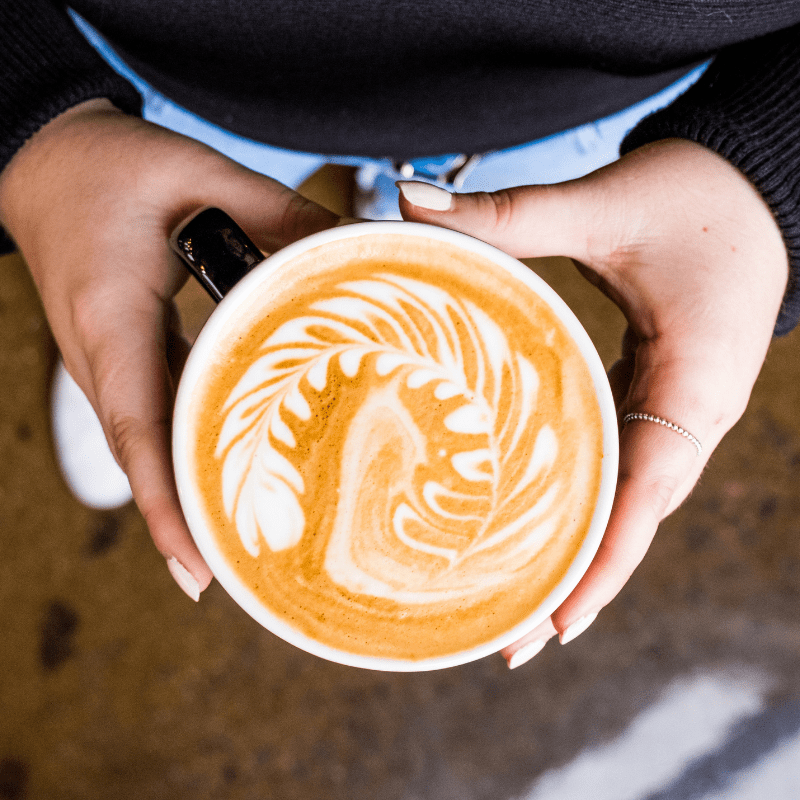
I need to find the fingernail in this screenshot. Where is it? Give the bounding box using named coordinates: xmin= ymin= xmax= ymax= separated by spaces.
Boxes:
xmin=507 ymin=639 xmax=547 ymax=669
xmin=559 ymin=611 xmax=598 ymax=645
xmin=166 ymin=556 xmax=200 ymax=602
xmin=397 ymin=181 xmax=453 ymax=211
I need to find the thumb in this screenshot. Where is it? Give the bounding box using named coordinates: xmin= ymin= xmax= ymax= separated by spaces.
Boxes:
xmin=178 ymin=159 xmax=341 ymax=256
xmin=397 ymin=180 xmax=590 ymax=261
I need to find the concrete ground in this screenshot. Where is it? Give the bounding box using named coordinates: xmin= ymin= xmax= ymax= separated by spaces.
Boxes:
xmin=2 ymin=167 xmax=800 ymax=799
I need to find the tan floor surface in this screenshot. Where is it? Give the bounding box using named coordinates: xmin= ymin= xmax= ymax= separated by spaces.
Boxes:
xmin=2 ymin=168 xmax=800 ymax=799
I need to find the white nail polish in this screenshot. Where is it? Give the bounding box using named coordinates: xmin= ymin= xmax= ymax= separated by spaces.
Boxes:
xmin=167 ymin=556 xmax=200 ymax=602
xmin=507 ymin=639 xmax=547 ymax=669
xmin=559 ymin=611 xmax=598 ymax=645
xmin=397 ymin=181 xmax=453 ymax=211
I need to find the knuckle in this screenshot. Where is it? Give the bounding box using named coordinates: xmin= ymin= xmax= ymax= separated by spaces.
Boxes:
xmin=280 ymin=191 xmax=328 ymax=240
xmin=684 ymin=369 xmax=746 ymax=434
xmin=578 ymin=192 xmax=619 ymax=263
xmin=68 ymin=286 xmax=100 ymax=335
xmin=107 ymin=413 xmax=142 ymax=468
xmin=107 ymin=413 xmax=163 ymax=473
xmin=620 ymin=466 xmax=681 ymax=524
xmin=67 ymin=283 xmax=118 ymax=350
xmin=645 ymin=471 xmax=681 ymax=521
xmin=486 ymin=189 xmax=517 ymax=235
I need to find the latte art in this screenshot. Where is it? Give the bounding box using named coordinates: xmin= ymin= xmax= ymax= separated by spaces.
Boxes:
xmin=190 ymin=234 xmax=604 ymax=661
xmin=221 ymin=272 xmax=563 ymax=603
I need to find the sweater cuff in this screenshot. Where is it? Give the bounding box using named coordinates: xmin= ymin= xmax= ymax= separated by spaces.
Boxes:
xmin=621 ymin=24 xmax=800 ymax=336
xmin=0 ymin=2 xmax=142 ymax=253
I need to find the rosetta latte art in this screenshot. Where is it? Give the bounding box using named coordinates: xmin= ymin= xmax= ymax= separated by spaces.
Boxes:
xmin=214 ymin=271 xmax=577 ymax=606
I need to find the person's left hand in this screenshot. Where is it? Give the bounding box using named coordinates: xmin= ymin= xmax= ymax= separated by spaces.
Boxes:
xmin=398 ymin=139 xmax=789 ymax=668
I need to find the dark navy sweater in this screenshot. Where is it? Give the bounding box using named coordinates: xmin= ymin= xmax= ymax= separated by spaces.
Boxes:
xmin=1 ymin=2 xmax=799 ymax=330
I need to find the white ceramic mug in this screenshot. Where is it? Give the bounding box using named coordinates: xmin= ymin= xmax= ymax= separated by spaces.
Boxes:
xmin=170 ymin=208 xmax=618 ymax=671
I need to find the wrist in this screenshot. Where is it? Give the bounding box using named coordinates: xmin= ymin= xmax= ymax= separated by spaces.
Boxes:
xmin=0 ymin=98 xmax=122 ymax=232
xmin=661 ymin=138 xmax=786 ymax=263
xmin=626 ymin=139 xmax=788 ymax=305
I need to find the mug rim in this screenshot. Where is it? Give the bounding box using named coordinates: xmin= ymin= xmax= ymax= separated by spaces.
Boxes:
xmin=173 ymin=220 xmax=618 ymax=671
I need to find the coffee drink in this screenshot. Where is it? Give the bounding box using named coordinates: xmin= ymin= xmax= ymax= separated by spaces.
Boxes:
xmin=184 ymin=232 xmax=605 ymax=663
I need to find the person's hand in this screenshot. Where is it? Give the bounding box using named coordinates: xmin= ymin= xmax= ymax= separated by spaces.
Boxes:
xmin=0 ymin=99 xmax=339 ymax=599
xmin=398 ymin=139 xmax=789 ymax=666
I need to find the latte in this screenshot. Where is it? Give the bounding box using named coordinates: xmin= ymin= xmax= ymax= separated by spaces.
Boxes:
xmin=183 ymin=231 xmax=606 ymax=663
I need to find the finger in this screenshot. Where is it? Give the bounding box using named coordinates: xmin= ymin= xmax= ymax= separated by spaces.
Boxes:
xmin=176 ymin=158 xmax=341 ymax=255
xmin=501 ymin=618 xmax=558 ymax=669
xmin=397 ymin=180 xmax=591 ymax=261
xmin=74 ymin=289 xmax=214 ymax=599
xmin=550 ymin=339 xmax=724 ymax=639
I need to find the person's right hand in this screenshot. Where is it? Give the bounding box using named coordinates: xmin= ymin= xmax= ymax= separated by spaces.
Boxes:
xmin=0 ymin=99 xmax=339 ymax=598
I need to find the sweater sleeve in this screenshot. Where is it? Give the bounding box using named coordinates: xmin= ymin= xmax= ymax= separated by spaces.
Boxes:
xmin=621 ymin=24 xmax=800 ymax=336
xmin=0 ymin=1 xmax=142 ymax=254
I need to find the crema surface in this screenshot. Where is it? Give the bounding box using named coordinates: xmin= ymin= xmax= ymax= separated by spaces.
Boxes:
xmin=191 ymin=234 xmax=603 ymax=661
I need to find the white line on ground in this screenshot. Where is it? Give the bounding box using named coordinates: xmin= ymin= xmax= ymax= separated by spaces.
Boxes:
xmin=702 ymin=726 xmax=800 ymax=800
xmin=516 ymin=671 xmax=768 ymax=800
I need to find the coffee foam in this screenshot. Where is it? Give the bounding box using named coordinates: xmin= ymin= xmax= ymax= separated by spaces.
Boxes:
xmin=190 ymin=234 xmax=603 ymax=661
